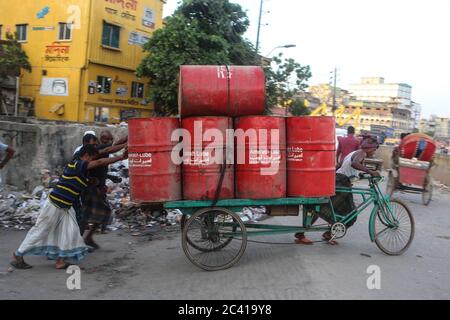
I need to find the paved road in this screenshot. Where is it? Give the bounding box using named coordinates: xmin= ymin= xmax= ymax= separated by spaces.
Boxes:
xmin=1 ymin=181 xmax=450 ymax=300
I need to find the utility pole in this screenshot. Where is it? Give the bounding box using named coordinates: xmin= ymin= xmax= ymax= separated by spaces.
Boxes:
xmin=255 ymin=0 xmax=264 ymax=58
xmin=332 ymin=67 xmax=338 ymax=112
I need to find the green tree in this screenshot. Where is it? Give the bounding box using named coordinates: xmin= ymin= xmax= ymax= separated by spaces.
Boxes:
xmin=137 ymin=0 xmax=312 ymax=116
xmin=263 ymin=53 xmax=311 ymax=114
xmin=0 ymin=33 xmax=31 ymax=114
xmin=137 ymin=0 xmax=255 ymax=115
xmin=289 ymin=98 xmax=311 ymax=116
xmin=0 ymin=33 xmax=31 ymax=80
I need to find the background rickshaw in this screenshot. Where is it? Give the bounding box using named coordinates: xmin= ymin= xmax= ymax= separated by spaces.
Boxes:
xmin=386 ymin=133 xmax=437 ymax=206
xmin=386 ymin=157 xmax=433 ymax=206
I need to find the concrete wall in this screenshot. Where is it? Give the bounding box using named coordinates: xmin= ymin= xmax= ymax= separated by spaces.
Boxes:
xmin=0 ymin=117 xmax=127 ymax=191
xmin=376 ymin=146 xmax=450 ymax=186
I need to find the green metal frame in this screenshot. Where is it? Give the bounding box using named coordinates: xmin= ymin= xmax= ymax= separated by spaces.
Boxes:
xmin=164 ymin=177 xmax=398 ymax=241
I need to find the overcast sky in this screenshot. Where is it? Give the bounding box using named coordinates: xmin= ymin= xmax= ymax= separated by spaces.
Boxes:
xmin=163 ymin=0 xmax=450 ymax=118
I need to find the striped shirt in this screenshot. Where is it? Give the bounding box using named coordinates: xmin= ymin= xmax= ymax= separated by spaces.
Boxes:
xmin=49 ymin=160 xmax=89 ymax=209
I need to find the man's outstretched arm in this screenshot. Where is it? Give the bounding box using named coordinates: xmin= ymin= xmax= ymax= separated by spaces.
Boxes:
xmin=0 ymin=146 xmax=15 ymax=170
xmin=88 ymin=150 xmax=128 ymax=170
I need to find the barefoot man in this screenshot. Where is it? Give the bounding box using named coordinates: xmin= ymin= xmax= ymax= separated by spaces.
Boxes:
xmin=11 ymin=144 xmax=128 ymax=270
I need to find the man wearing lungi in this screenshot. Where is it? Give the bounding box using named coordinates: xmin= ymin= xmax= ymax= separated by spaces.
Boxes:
xmin=10 ymin=144 xmax=128 ymax=270
xmin=83 ymin=130 xmax=127 ymax=249
xmin=295 ymin=137 xmax=380 ymax=245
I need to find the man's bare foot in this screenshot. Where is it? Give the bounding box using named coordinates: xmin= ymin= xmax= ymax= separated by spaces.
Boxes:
xmin=322 ymin=232 xmax=339 ymax=245
xmin=55 ymin=258 xmax=71 ymax=270
xmin=85 ymin=239 xmax=100 ymax=250
xmin=10 ymin=253 xmax=32 ymax=269
xmin=294 ymin=234 xmax=314 ymax=245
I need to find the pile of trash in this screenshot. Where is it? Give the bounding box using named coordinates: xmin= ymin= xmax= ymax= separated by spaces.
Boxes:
xmin=104 ymin=159 xmax=184 ymax=232
xmin=1 ymin=157 xmax=270 ymax=232
xmin=434 ymin=181 xmax=450 ymax=193
xmin=0 ymin=167 xmax=65 ymax=230
xmin=106 ymin=159 xmax=268 ymax=231
xmin=0 ymin=185 xmax=50 ymax=230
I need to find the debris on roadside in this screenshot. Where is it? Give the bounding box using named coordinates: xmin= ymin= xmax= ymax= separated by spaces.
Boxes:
xmin=0 ymin=186 xmax=48 ymax=230
xmin=434 ymin=181 xmax=450 ymax=193
xmin=239 ymin=206 xmax=269 ymax=223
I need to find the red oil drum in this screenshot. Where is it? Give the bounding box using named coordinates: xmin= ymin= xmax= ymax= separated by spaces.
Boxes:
xmin=400 ymin=133 xmax=437 ymax=162
xmin=179 ymin=65 xmax=266 ymax=117
xmin=128 ymin=118 xmax=181 ymax=203
xmin=287 ymin=116 xmax=336 ymax=197
xmin=235 ymin=116 xmax=286 ymax=199
xmin=182 ymin=117 xmax=234 ymax=200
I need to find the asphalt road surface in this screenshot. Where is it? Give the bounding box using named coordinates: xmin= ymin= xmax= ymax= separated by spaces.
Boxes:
xmin=1 ymin=181 xmax=450 ymax=300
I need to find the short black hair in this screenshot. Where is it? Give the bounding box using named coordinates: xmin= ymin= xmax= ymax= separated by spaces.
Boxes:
xmin=83 ymin=134 xmax=98 ymax=145
xmin=347 ymin=126 xmax=355 ymax=134
xmin=78 ymin=144 xmax=99 ymax=158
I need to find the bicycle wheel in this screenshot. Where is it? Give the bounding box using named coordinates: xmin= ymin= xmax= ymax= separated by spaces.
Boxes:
xmin=180 ymin=212 xmax=237 ymax=253
xmin=372 ymin=199 xmax=415 ymax=256
xmin=422 ymin=182 xmax=433 ymax=206
xmin=182 ymin=207 xmax=247 ymax=271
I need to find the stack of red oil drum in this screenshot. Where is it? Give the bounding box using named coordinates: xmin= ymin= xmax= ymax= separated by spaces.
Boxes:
xmin=128 ymin=65 xmax=336 ymax=203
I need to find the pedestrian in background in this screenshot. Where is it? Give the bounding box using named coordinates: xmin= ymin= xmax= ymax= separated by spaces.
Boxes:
xmin=0 ymin=140 xmax=15 ymax=170
xmin=74 ymin=131 xmax=97 ymax=154
xmin=0 ymin=141 xmax=15 ymax=186
xmin=336 ymin=126 xmax=360 ymax=165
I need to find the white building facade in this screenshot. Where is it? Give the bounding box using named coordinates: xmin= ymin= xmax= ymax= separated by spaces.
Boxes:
xmin=349 ymin=77 xmax=419 ymax=135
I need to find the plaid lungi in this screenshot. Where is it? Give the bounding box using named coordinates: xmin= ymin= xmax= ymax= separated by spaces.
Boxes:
xmin=81 ymin=185 xmax=112 ymax=226
xmin=313 ymin=173 xmax=357 ymax=227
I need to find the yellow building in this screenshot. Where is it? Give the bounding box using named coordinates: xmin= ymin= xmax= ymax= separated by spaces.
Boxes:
xmin=0 ymin=0 xmax=165 ymax=123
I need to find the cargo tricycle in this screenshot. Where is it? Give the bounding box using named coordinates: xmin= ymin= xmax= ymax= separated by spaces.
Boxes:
xmin=165 ymin=175 xmax=414 ymax=271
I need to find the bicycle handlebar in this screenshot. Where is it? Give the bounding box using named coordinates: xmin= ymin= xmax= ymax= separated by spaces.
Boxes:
xmin=358 ymin=173 xmax=383 ymax=183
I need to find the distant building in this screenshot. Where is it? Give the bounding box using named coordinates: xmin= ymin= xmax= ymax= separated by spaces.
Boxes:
xmin=410 ymin=102 xmax=422 ymax=128
xmin=307 ymin=79 xmax=417 ymax=136
xmin=435 ymin=118 xmax=450 ymax=138
xmin=1 ymin=0 xmax=165 ymax=123
xmin=349 ymin=77 xmax=412 ymax=106
xmin=348 ymin=77 xmax=419 ymax=135
xmin=419 ymin=117 xmax=436 ymax=135
xmin=338 ymin=100 xmax=412 ymax=133
xmin=419 ymin=116 xmax=450 ymax=139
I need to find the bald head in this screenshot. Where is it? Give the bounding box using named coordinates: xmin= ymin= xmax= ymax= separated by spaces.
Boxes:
xmin=100 ymin=130 xmax=114 ymax=145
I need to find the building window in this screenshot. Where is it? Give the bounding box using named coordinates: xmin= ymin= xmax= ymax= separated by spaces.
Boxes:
xmin=120 ymin=109 xmax=141 ymax=121
xmin=16 ymin=24 xmax=28 ymax=42
xmin=95 ymin=107 xmax=109 ymax=123
xmin=131 ymin=82 xmax=144 ymax=98
xmin=97 ymin=76 xmax=112 ymax=94
xmin=58 ymin=23 xmax=72 ymax=41
xmin=102 ymin=22 xmax=120 ymax=48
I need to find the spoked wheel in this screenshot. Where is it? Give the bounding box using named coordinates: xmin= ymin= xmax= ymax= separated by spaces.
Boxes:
xmin=372 ymin=199 xmax=415 ymax=256
xmin=180 ymin=213 xmax=237 ymax=252
xmin=422 ymin=182 xmax=433 ymax=206
xmin=386 ymin=171 xmax=397 ymax=197
xmin=182 ymin=207 xmax=247 ymax=271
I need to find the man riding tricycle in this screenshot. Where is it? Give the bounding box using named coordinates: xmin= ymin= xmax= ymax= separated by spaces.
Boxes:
xmin=170 ymin=136 xmax=415 ymax=271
